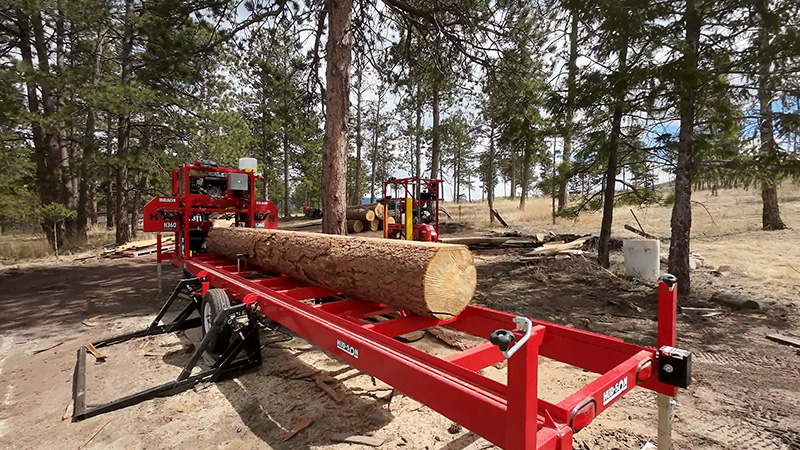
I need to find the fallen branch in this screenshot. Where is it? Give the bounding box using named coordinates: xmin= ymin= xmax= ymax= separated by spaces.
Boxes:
xmin=624 ymin=224 xmax=661 ymax=241
xmin=491 ymin=208 xmax=509 ymax=227
xmin=691 ymin=200 xmax=722 ymax=234
xmin=33 ymin=339 xmax=66 ymax=355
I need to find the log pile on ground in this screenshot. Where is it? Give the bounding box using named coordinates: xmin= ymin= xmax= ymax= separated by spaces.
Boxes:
xmin=345 ymin=203 xmax=390 ymax=234
xmin=206 ymin=227 xmax=477 ymax=319
xmin=519 ymin=236 xmax=593 ymax=260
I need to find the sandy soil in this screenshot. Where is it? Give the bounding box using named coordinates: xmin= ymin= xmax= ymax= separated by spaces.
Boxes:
xmin=0 ymin=247 xmax=798 ymax=449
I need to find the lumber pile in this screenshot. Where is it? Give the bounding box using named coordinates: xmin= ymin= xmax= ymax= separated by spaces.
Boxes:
xmin=345 ymin=203 xmax=393 ymax=234
xmin=102 ymin=236 xmax=174 ymax=258
xmin=519 ymin=236 xmax=592 ymax=260
xmin=205 ymin=227 xmax=477 ymax=319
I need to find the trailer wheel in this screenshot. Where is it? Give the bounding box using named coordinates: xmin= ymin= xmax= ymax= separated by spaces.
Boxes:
xmin=201 ymin=289 xmax=233 ymax=354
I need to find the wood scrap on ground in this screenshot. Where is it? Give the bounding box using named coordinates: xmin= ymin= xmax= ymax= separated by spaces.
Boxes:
xmin=84 ymin=342 xmax=107 ymax=361
xmin=32 ymin=339 xmax=66 ymax=355
xmin=524 ymin=236 xmax=591 ymax=257
xmin=766 ymin=334 xmax=800 ymax=348
xmin=281 ymin=416 xmax=314 ymax=442
xmin=314 ymin=373 xmax=345 ymax=402
xmin=81 ymin=315 xmax=101 ymax=327
xmin=331 ymin=433 xmax=384 ymax=447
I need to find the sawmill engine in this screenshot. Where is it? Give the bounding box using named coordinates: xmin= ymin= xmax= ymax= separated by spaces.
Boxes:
xmin=143 ymin=158 xmax=279 ymax=257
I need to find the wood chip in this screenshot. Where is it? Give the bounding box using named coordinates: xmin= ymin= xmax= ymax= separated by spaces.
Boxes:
xmin=62 ymin=402 xmax=73 ymax=421
xmin=281 ymin=416 xmax=314 ymax=442
xmin=331 ymin=433 xmax=384 ymax=447
xmin=81 ymin=315 xmax=102 ymax=327
xmin=84 ymin=342 xmax=107 ymax=361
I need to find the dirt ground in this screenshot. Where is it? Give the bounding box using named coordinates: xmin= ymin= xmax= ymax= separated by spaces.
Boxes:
xmin=0 ymin=239 xmax=798 ymax=449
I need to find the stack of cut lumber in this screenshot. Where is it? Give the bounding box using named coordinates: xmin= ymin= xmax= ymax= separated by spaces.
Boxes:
xmin=102 ymin=236 xmax=174 ymax=258
xmin=346 ymin=203 xmax=392 ymax=234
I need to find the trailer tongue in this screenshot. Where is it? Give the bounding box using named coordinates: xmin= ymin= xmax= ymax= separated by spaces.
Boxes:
xmin=72 ymin=160 xmax=691 ymax=450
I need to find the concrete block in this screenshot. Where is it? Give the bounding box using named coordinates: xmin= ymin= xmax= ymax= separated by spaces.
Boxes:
xmin=623 ymin=239 xmax=660 ymax=280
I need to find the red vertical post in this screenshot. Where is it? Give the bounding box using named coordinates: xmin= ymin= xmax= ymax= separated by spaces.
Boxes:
xmin=505 ymin=325 xmax=546 ymax=450
xmin=183 ymin=165 xmax=191 ymax=260
xmin=249 ymin=171 xmax=256 ymax=227
xmin=657 ymin=275 xmax=677 ymax=350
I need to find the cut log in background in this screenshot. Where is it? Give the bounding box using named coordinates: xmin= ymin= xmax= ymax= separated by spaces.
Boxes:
xmin=346 ymin=205 xmax=375 ymax=222
xmin=206 ymin=228 xmax=477 ymax=319
xmin=346 ymin=220 xmax=364 ymax=233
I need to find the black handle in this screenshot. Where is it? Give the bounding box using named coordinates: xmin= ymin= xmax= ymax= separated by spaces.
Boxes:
xmin=490 ymin=329 xmax=515 ymax=352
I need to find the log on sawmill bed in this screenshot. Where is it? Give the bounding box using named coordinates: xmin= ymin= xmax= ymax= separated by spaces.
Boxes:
xmin=206 ymin=228 xmax=477 ymax=319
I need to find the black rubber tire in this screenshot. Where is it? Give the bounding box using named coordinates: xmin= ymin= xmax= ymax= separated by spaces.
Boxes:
xmin=201 ymin=288 xmax=233 ymax=355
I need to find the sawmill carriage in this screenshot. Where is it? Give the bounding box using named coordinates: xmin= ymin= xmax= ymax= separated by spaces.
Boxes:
xmin=72 ymin=159 xmax=691 ymax=450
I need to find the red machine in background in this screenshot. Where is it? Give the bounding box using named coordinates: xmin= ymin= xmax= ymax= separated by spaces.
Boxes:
xmin=381 ymin=176 xmax=442 ymax=242
xmin=143 ymin=159 xmax=278 ymax=259
xmin=73 ymin=161 xmax=691 ymax=450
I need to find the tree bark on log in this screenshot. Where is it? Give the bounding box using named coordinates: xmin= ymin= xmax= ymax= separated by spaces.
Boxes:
xmin=206 ymin=228 xmax=477 ymax=319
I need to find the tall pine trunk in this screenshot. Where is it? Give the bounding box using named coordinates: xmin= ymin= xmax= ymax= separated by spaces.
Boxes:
xmin=598 ymin=35 xmax=629 ymax=269
xmin=322 ymin=0 xmax=353 ymax=235
xmin=519 ymin=146 xmax=531 ymax=210
xmin=488 ymin=122 xmax=495 ymax=224
xmin=669 ymin=0 xmax=700 ymax=296
xmin=352 ymin=66 xmax=363 ymax=205
xmin=430 ymin=85 xmax=441 ymax=180
xmin=756 ymin=0 xmax=786 ymax=230
xmin=283 ymin=128 xmax=290 ymax=216
xmin=558 ymin=9 xmax=579 ymax=211
xmin=414 ymin=85 xmax=422 ymax=198
xmin=114 ymin=0 xmax=134 ymax=245
xmin=77 ymin=29 xmax=105 ymax=242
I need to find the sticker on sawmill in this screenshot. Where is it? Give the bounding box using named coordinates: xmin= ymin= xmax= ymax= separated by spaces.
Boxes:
xmin=255 ymin=222 xmax=265 ymax=228
xmin=159 ymin=197 xmax=177 ymax=203
xmin=163 ymin=221 xmax=178 ymax=230
xmin=603 ymin=376 xmax=628 ymax=406
xmin=337 ymin=340 xmax=359 ymax=359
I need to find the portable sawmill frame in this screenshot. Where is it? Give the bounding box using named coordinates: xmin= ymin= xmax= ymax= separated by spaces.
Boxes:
xmin=72 ymin=161 xmax=691 ymax=450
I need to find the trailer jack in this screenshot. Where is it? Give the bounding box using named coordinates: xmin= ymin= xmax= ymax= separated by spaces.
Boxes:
xmin=71 ymin=279 xmax=263 ymax=422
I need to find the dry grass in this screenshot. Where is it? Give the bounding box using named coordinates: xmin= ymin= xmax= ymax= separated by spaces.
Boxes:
xmin=448 ymin=184 xmax=800 ymax=292
xmin=0 ymin=228 xmax=117 ymax=264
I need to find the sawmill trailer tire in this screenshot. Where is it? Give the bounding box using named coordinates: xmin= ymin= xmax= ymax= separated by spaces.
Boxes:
xmin=201 ymin=288 xmax=233 ymax=354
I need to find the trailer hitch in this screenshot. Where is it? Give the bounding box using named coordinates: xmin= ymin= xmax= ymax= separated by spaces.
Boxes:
xmin=490 ymin=316 xmax=533 ymax=359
